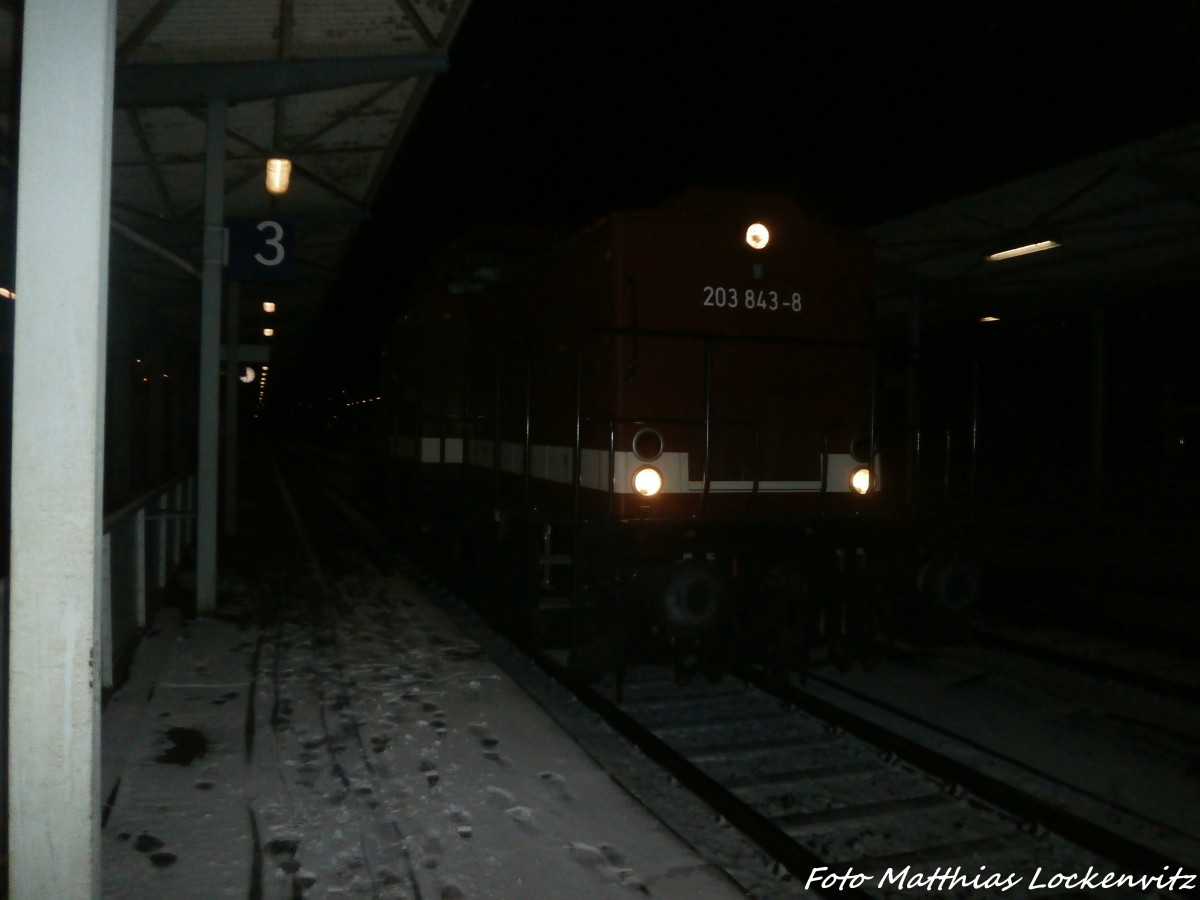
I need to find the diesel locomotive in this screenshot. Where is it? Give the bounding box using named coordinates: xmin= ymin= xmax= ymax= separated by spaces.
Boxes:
xmin=383 ymin=188 xmax=888 ymax=681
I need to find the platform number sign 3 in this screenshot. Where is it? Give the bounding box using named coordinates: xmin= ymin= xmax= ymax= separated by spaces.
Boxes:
xmin=226 ymin=216 xmax=294 ymax=282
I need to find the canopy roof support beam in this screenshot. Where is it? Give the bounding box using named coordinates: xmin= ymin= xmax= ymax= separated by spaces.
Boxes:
xmin=115 ymin=54 xmax=449 ymax=108
xmin=196 ymin=99 xmax=226 ymax=615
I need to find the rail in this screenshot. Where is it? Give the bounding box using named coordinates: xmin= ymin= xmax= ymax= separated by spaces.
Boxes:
xmin=100 ymin=473 xmax=196 ymax=691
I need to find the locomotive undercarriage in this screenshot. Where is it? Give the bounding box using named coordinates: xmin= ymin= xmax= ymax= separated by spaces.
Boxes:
xmin=493 ymin=507 xmax=895 ymax=688
xmin=391 ymin=460 xmax=969 ymax=687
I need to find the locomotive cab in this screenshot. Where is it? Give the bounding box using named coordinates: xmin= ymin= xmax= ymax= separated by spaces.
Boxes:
xmin=387 ymin=190 xmax=886 ymax=679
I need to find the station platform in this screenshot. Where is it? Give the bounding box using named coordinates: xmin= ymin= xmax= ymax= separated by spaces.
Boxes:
xmin=99 ymin=441 xmax=746 ymax=898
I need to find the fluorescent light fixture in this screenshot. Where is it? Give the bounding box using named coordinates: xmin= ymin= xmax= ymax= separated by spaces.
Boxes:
xmin=265 ymin=157 xmax=292 ymax=195
xmin=985 ymin=240 xmax=1060 ymax=262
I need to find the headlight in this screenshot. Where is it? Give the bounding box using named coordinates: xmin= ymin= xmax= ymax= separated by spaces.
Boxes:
xmin=745 ymin=222 xmax=770 ymax=250
xmin=850 ymin=467 xmax=872 ymax=495
xmin=633 ymin=466 xmax=663 ymax=497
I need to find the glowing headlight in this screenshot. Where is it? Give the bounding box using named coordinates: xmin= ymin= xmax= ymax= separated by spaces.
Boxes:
xmin=633 ymin=466 xmax=663 ymax=497
xmin=745 ymin=222 xmax=770 ymax=250
xmin=850 ymin=467 xmax=872 ymax=495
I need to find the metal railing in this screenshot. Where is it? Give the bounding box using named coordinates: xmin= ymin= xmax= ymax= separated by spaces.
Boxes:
xmin=100 ymin=473 xmax=195 ymax=689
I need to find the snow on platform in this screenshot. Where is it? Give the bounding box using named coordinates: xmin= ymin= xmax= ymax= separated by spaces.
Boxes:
xmin=101 ymin=574 xmax=745 ymax=898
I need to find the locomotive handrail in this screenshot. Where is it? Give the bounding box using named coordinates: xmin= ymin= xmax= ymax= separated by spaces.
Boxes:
xmin=702 ymin=339 xmax=713 ymax=513
xmin=412 ymin=327 xmax=877 ymax=531
xmin=581 ymin=414 xmax=763 ymax=514
xmin=573 ymin=325 xmax=876 ymax=520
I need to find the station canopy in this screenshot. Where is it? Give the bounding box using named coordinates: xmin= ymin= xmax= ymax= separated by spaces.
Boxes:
xmin=0 ymin=0 xmax=474 ymax=376
xmin=869 ymin=121 xmax=1200 ymax=324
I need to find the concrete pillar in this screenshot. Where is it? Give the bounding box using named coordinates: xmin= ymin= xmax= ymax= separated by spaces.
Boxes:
xmin=223 ymin=281 xmax=240 ymax=537
xmin=196 ymin=100 xmax=226 ymax=615
xmin=8 ymin=2 xmax=117 ymax=897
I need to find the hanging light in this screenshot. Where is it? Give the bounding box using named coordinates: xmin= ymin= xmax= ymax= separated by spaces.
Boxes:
xmin=263 ymin=327 xmax=275 ymax=337
xmin=262 ymin=301 xmax=276 ymax=313
xmin=985 ymin=239 xmax=1059 ymax=262
xmin=265 ymin=157 xmax=292 ymax=195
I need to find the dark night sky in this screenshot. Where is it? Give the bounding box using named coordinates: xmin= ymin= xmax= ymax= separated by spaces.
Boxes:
xmin=302 ymin=1 xmax=1200 ymax=395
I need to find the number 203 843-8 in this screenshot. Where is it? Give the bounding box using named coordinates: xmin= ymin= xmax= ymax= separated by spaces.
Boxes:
xmin=702 ymin=286 xmax=802 ymax=311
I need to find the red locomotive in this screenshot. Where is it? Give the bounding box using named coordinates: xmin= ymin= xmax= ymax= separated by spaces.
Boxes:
xmin=385 ymin=188 xmax=884 ymax=681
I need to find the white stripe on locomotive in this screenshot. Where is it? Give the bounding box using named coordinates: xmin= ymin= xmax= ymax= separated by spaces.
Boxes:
xmin=393 ymin=436 xmax=866 ymax=494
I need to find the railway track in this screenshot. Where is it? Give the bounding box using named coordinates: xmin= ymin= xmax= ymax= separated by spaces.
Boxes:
xmin=246 ymin=447 xmax=433 ymax=897
xmin=563 ymin=663 xmax=1195 ymax=898
xmin=277 ymin=446 xmax=1198 ymax=897
xmin=969 ymin=626 xmax=1200 ymax=707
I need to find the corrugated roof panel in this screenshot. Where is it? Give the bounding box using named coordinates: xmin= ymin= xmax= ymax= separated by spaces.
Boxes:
xmin=291 ymin=0 xmax=424 ymax=56
xmin=136 ymin=108 xmax=208 ymax=165
xmin=412 ymin=0 xmax=458 ymax=43
xmin=112 ymin=168 xmax=168 ymax=220
xmin=284 ymin=82 xmax=416 ymax=153
xmin=225 ymin=99 xmax=279 ymax=159
xmin=122 ymin=0 xmax=280 ymax=64
xmin=306 ymin=150 xmax=384 ymax=198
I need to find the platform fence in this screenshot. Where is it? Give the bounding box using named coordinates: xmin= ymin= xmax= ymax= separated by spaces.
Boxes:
xmin=101 ymin=473 xmax=196 ymax=689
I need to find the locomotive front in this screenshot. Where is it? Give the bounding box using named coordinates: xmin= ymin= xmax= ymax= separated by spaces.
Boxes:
xmin=389 ymin=190 xmax=882 ymax=680
xmin=545 ymin=189 xmax=881 ymax=681
xmin=590 ymin=189 xmax=877 ymax=525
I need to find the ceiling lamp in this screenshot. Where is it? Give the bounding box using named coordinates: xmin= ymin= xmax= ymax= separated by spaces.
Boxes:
xmin=265 ymin=157 xmax=292 ymax=195
xmin=985 ymin=240 xmax=1060 ymax=262
xmin=263 ymin=327 xmax=275 ymax=337
xmin=262 ymin=301 xmax=276 ymax=313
